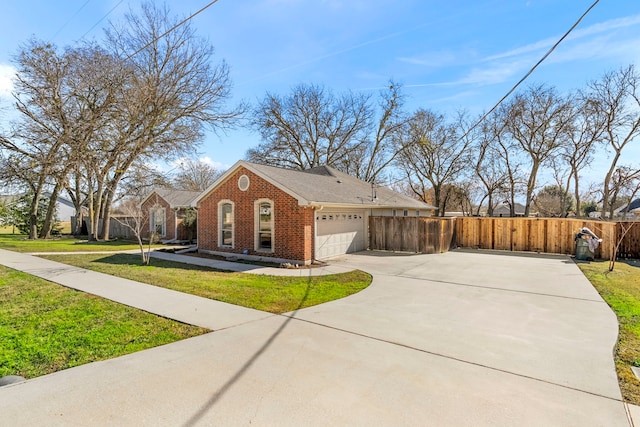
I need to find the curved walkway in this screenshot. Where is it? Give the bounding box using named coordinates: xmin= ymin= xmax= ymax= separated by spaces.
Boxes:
xmin=0 ymin=248 xmax=635 ymax=426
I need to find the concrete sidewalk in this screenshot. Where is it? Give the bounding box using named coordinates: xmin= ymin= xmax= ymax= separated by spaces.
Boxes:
xmin=0 ymin=249 xmax=272 ymax=330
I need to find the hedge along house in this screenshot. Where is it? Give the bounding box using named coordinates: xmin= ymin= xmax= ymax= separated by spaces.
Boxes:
xmin=141 ymin=188 xmax=201 ymax=242
xmin=193 ymin=161 xmax=435 ymax=265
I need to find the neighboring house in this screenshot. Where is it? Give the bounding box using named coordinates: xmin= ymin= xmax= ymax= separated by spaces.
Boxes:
xmin=615 ymin=199 xmax=640 ymax=218
xmin=1 ymin=193 xmax=75 ymax=223
xmin=51 ymin=194 xmax=76 ymax=223
xmin=193 ymin=161 xmax=436 ymax=265
xmin=492 ymin=202 xmax=527 ymax=217
xmin=141 ymin=188 xmax=200 ymax=242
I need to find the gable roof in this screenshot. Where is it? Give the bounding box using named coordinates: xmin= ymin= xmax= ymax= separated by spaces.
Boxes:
xmin=493 ymin=202 xmax=526 ymax=215
xmin=615 ymin=198 xmax=640 ymax=214
xmin=143 ymin=188 xmax=201 ymax=209
xmin=195 ymin=161 xmax=435 ymax=210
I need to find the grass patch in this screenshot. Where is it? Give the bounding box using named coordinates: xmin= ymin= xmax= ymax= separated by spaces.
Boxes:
xmin=578 ymin=259 xmax=640 ymax=405
xmin=0 ymin=233 xmax=159 ymax=253
xmin=0 ymin=265 xmax=208 ymax=379
xmin=39 ymin=253 xmax=372 ymax=314
xmin=0 ymin=222 xmax=72 ymax=235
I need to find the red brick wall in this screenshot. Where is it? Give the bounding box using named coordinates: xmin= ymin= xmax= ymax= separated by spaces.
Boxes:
xmin=141 ymin=194 xmax=176 ymax=240
xmin=197 ymin=166 xmax=315 ymax=263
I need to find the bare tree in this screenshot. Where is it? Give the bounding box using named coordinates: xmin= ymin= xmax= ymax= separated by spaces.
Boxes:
xmin=606 ymin=166 xmax=640 ymax=216
xmin=396 ymin=109 xmax=472 ymax=216
xmin=248 ymin=83 xmax=371 ymax=171
xmin=92 ymin=1 xmax=244 ymax=240
xmin=1 ymin=41 xmax=73 ymax=239
xmin=588 ymin=65 xmax=640 ymax=217
xmin=560 ymin=92 xmax=605 ymax=215
xmin=474 ymin=111 xmax=511 ymax=216
xmin=341 ymin=83 xmax=409 ymax=182
xmin=248 ymin=82 xmax=407 ymax=183
xmin=174 ymin=158 xmax=222 ymax=191
xmin=115 ymin=162 xmax=173 ymax=202
xmin=504 ymin=84 xmax=573 ymax=216
xmin=113 ymin=196 xmax=158 ymax=265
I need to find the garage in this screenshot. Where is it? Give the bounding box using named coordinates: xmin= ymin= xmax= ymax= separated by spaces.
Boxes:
xmin=315 ymin=210 xmax=366 ymax=260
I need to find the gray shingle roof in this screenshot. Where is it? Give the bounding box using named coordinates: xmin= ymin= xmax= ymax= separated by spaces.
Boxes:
xmin=230 ymin=161 xmax=434 ymax=210
xmin=151 ymin=188 xmax=201 ymax=208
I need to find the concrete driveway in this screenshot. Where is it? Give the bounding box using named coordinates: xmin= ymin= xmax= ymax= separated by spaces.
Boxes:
xmin=0 ymin=250 xmax=629 ymax=426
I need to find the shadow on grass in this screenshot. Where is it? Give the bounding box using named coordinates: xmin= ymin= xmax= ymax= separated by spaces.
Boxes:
xmin=621 ymin=259 xmax=640 ymax=269
xmin=92 ymin=254 xmax=224 ymax=273
xmin=73 ymin=239 xmax=144 ymax=247
xmin=182 ymin=274 xmax=315 ymax=427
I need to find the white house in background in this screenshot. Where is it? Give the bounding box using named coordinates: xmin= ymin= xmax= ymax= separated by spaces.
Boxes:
xmin=1 ymin=193 xmax=76 ymax=223
xmin=54 ymin=195 xmax=76 ymax=222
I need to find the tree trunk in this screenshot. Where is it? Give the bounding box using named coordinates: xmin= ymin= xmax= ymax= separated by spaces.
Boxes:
xmin=100 ymin=191 xmax=112 ymax=241
xmin=27 ymin=182 xmax=45 ymax=240
xmin=40 ymin=183 xmax=62 ymax=239
xmin=524 ymin=160 xmax=540 ymax=217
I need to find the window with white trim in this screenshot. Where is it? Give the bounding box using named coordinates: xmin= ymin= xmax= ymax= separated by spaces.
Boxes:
xmin=219 ymin=201 xmax=234 ymax=247
xmin=256 ymin=200 xmax=273 ymax=251
xmin=150 ymin=207 xmax=166 ymax=237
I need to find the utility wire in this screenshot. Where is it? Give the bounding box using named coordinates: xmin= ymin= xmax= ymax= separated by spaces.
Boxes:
xmin=78 ymin=0 xmax=125 ymax=41
xmin=49 ymin=0 xmax=93 ymax=41
xmin=376 ymin=1 xmax=601 ymax=191
xmin=123 ymin=0 xmax=220 ymax=61
xmin=458 ymin=0 xmax=601 ymax=142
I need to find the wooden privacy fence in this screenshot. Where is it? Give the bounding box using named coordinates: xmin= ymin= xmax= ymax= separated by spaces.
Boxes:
xmin=369 ymin=217 xmax=456 ymax=254
xmin=368 ymin=216 xmax=639 ymax=259
xmin=453 ymin=217 xmax=640 ymax=260
xmin=616 ymin=221 xmax=640 ymax=259
xmin=71 ymin=216 xmax=138 ymax=239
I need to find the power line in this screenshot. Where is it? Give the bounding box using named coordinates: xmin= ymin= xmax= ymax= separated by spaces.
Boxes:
xmin=78 ymin=0 xmax=125 ymax=41
xmin=375 ymin=1 xmax=602 ymax=192
xmin=124 ymin=0 xmax=221 ymax=61
xmin=459 ymin=0 xmax=601 ymax=142
xmin=49 ymin=0 xmax=93 ymax=41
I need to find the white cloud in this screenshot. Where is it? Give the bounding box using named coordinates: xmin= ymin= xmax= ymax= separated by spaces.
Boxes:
xmin=170 ymin=156 xmax=230 ymax=172
xmin=199 ymin=156 xmax=231 ymax=171
xmin=485 ymin=14 xmax=640 ymax=62
xmin=398 ymin=50 xmax=460 ymax=68
xmin=418 ymin=13 xmax=640 ymax=89
xmin=0 ymin=64 xmax=16 ymax=99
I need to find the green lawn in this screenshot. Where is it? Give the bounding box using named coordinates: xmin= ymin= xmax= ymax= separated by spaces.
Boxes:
xmin=39 ymin=253 xmax=372 ymax=314
xmin=578 ymin=259 xmax=640 ymax=405
xmin=0 ymin=233 xmax=159 ymax=253
xmin=0 ymin=222 xmax=72 ymax=235
xmin=0 ymin=265 xmax=208 ymax=379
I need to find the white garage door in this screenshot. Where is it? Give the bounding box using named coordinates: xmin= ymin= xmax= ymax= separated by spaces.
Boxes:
xmin=315 ymin=210 xmax=366 ymax=260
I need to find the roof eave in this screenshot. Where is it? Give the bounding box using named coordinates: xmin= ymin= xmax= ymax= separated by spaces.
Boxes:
xmin=192 ymin=160 xmax=311 ymax=207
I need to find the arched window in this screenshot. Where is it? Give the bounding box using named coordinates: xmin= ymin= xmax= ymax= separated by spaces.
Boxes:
xmin=150 ymin=207 xmax=166 ymax=237
xmin=219 ymin=201 xmax=234 ymax=247
xmin=255 ymin=199 xmax=273 ymax=251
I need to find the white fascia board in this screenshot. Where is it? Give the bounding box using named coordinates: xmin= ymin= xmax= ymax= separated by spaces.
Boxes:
xmin=192 ymin=160 xmax=311 ymax=207
xmin=191 ymin=161 xmax=244 ymax=207
xmin=138 ymin=190 xmax=159 ymax=209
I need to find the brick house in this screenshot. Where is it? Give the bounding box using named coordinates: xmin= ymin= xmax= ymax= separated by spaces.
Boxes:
xmin=141 ymin=188 xmax=200 ymax=242
xmin=193 ymin=161 xmax=435 ymax=265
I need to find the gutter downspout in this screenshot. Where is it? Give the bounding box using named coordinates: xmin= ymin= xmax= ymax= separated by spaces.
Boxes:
xmin=174 ymin=208 xmax=179 ymax=241
xmin=313 ymin=205 xmax=323 ymax=263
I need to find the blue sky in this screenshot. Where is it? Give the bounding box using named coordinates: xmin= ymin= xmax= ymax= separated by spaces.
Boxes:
xmin=1 ymin=0 xmax=639 ymax=175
